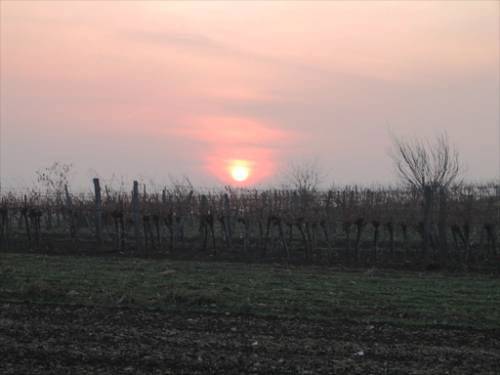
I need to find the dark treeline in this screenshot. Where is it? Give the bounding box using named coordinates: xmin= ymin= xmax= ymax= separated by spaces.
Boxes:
xmin=0 ymin=178 xmax=498 ymax=271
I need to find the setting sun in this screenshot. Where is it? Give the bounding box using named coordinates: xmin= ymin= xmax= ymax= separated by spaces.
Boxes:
xmin=230 ymin=165 xmax=250 ymax=182
xmin=228 ymin=160 xmax=251 ymax=182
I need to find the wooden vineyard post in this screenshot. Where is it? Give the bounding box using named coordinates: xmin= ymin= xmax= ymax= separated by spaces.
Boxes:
xmin=354 ymin=218 xmax=365 ymax=263
xmin=162 ymin=188 xmax=174 ymax=251
xmin=22 ymin=195 xmax=31 ymax=247
xmin=277 ymin=218 xmax=290 ymax=264
xmin=372 ymin=220 xmax=380 ymax=262
xmin=223 ymin=194 xmax=233 ymax=250
xmin=132 ymin=181 xmax=141 ymax=251
xmin=93 ymin=178 xmax=103 ymax=245
xmin=386 ymin=221 xmax=395 ymax=257
xmin=199 ymin=194 xmax=206 ymax=251
xmin=46 ymin=200 xmax=52 ymax=231
xmin=199 ymin=194 xmax=210 ymax=252
xmin=64 ymin=184 xmax=77 ymax=241
xmin=0 ymin=201 xmax=9 ymax=251
xmin=31 ymin=208 xmax=41 ymax=248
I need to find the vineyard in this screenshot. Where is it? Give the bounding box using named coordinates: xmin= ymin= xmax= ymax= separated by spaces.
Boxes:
xmin=1 ymin=178 xmax=499 ymax=270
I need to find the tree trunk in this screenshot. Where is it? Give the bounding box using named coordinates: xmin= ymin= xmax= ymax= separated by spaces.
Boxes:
xmin=422 ymin=186 xmax=434 ymax=257
xmin=437 ymin=187 xmax=448 ymax=261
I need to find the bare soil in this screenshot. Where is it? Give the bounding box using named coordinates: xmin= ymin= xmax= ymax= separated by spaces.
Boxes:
xmin=1 ymin=302 xmax=499 ymax=374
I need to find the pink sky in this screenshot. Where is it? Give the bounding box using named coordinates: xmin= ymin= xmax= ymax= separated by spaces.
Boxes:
xmin=1 ymin=1 xmax=499 ymax=189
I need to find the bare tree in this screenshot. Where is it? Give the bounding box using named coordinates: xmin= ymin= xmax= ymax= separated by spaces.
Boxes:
xmin=391 ymin=133 xmax=461 ymax=191
xmin=35 ymin=162 xmax=74 ymax=229
xmin=36 ymin=162 xmax=74 ymax=199
xmin=283 ymin=159 xmax=325 ymax=194
xmin=391 ymin=133 xmax=463 ymax=258
xmin=281 ymin=159 xmax=326 ymax=261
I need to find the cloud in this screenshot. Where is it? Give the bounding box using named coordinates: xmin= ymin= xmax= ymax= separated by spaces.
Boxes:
xmin=127 ymin=30 xmax=229 ymax=53
xmin=166 ymin=115 xmax=304 ymax=184
xmin=169 ymin=115 xmax=301 ymax=148
xmin=124 ymin=28 xmax=326 ymax=76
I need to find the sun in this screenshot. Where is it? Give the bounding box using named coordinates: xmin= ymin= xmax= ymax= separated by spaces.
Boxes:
xmin=230 ymin=165 xmax=250 ymax=182
xmin=228 ymin=160 xmax=251 ymax=182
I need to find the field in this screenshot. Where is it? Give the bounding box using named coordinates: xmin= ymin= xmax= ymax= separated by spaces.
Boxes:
xmin=1 ymin=253 xmax=499 ymax=374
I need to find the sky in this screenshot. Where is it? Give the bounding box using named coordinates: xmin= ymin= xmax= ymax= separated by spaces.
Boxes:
xmin=1 ymin=1 xmax=499 ymax=190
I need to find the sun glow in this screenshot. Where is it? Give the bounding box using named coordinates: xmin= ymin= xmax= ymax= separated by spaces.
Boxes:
xmin=229 ymin=160 xmax=251 ymax=182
